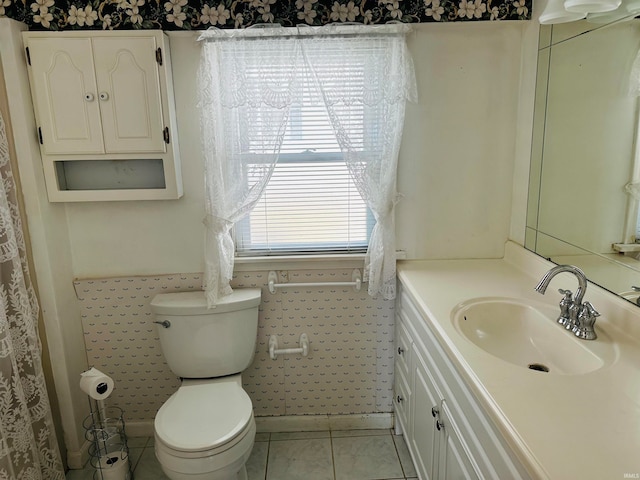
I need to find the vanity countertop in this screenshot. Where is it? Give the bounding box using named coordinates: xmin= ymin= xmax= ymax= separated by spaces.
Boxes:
xmin=397 ymin=241 xmax=640 ymax=480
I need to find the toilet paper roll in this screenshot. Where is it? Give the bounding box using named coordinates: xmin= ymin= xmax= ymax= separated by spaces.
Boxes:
xmin=96 ymin=451 xmax=130 ymax=480
xmin=80 ymin=367 xmax=115 ymax=400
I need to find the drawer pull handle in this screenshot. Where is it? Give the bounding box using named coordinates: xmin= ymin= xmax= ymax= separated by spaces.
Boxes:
xmin=431 ymin=406 xmax=439 ymax=417
xmin=436 ymin=420 xmax=444 ymax=431
xmin=396 ymin=395 xmax=403 ymax=403
xmin=397 ymin=347 xmax=405 ymax=355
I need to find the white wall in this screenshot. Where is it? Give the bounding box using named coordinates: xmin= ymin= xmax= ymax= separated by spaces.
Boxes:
xmin=397 ymin=22 xmax=525 ymax=260
xmin=65 ymin=22 xmax=527 ymax=279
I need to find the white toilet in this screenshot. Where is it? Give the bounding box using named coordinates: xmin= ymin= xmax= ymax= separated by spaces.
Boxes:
xmin=150 ymin=288 xmax=261 ymax=480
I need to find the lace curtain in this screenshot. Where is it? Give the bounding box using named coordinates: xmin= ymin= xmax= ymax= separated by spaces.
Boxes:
xmin=198 ymin=24 xmax=416 ymax=306
xmin=0 ymin=112 xmax=65 ymax=478
xmin=302 ymin=31 xmax=416 ymax=299
xmin=198 ymin=31 xmax=300 ymax=305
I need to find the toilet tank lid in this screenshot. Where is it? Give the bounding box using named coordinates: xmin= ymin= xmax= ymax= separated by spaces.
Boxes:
xmin=150 ymin=288 xmax=261 ymax=315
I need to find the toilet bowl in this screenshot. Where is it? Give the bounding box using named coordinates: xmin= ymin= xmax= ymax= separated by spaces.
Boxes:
xmin=154 ymin=376 xmax=255 ymax=480
xmin=150 ymin=289 xmax=262 ymax=480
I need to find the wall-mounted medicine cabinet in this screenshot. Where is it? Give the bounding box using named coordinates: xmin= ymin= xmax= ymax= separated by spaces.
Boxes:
xmin=23 ymin=30 xmax=183 ymax=202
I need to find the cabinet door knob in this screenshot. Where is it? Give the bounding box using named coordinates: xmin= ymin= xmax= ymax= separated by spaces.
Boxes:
xmin=99 ymin=92 xmax=109 ymax=101
xmin=84 ymin=93 xmax=95 ymax=102
xmin=397 ymin=347 xmax=405 ymax=355
xmin=431 ymin=406 xmax=439 ymax=417
xmin=396 ymin=395 xmax=403 ymax=403
xmin=436 ymin=419 xmax=444 ymax=431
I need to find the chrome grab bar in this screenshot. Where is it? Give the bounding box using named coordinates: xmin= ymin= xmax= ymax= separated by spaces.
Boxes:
xmin=268 ymin=269 xmax=362 ymax=294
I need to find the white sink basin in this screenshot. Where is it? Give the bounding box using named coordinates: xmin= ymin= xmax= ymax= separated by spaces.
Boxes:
xmin=451 ymin=297 xmax=616 ymax=375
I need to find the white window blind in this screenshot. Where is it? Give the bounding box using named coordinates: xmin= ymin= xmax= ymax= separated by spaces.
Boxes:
xmin=235 ymin=53 xmax=373 ymax=255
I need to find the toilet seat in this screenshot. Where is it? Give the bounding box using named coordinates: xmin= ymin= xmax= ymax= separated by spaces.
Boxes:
xmin=155 ymin=377 xmax=253 ymax=455
xmin=155 ymin=418 xmax=255 ymax=479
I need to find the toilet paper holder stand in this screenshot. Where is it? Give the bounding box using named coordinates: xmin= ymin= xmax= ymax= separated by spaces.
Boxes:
xmin=81 ymin=371 xmax=133 ymax=480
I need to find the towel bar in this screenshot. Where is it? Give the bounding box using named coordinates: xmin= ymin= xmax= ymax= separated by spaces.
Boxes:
xmin=267 ymin=269 xmax=362 ymax=294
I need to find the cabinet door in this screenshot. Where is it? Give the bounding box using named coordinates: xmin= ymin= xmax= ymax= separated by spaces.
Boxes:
xmin=92 ymin=36 xmax=166 ymax=153
xmin=394 ymin=367 xmax=411 ymax=436
xmin=410 ymin=348 xmax=441 ymax=480
xmin=437 ymin=401 xmax=481 ymax=480
xmin=28 ymin=38 xmax=104 ymax=155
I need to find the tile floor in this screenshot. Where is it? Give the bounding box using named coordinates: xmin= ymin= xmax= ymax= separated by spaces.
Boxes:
xmin=66 ymin=429 xmax=418 ymax=480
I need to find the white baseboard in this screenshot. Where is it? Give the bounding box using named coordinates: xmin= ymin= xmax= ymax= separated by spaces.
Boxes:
xmin=125 ymin=420 xmax=155 ymax=438
xmin=255 ymin=413 xmax=394 ymax=433
xmin=66 ymin=412 xmax=394 ymax=469
xmin=66 ymin=440 xmax=91 ymax=470
xmin=108 ymin=413 xmax=394 ymax=437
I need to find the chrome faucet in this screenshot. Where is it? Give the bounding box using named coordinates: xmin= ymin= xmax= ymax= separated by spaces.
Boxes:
xmin=534 ymin=265 xmax=599 ymax=340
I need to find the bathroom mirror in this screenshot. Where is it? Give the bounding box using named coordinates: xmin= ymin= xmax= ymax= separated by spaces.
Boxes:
xmin=526 ymin=15 xmax=640 ymax=305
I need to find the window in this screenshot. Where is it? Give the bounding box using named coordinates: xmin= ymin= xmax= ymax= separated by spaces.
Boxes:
xmin=198 ymin=25 xmax=415 ymax=303
xmin=234 ymin=55 xmax=373 ymax=255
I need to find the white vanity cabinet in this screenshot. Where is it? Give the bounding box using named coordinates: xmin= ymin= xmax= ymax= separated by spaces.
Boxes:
xmin=394 ymin=283 xmax=530 ymax=480
xmin=23 ymin=31 xmax=182 ymax=202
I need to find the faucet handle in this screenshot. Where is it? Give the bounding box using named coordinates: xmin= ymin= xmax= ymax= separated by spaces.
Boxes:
xmin=581 ymin=301 xmax=600 ymax=322
xmin=557 ymin=289 xmax=573 ymax=326
xmin=575 ymin=301 xmax=599 ymax=340
xmin=558 ymin=288 xmax=572 ymax=296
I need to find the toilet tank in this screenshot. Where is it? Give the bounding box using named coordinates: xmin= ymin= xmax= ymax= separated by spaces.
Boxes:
xmin=150 ymin=288 xmax=261 ymax=379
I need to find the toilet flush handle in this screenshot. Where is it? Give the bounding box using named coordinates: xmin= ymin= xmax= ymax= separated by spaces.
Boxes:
xmin=153 ymin=320 xmax=171 ymax=328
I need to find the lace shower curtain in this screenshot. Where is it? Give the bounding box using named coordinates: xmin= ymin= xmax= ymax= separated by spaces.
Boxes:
xmin=198 ymin=25 xmax=415 ymax=305
xmin=0 ymin=112 xmax=65 ymax=479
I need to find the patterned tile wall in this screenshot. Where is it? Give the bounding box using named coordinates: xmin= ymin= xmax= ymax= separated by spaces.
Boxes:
xmin=74 ymin=268 xmax=394 ymax=421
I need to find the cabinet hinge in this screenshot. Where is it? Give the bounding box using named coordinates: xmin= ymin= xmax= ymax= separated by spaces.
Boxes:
xmin=37 ymin=127 xmax=43 ymax=145
xmin=155 ymin=47 xmax=163 ymax=66
xmin=25 ymin=47 xmax=31 ymax=66
xmin=163 ymin=126 xmax=170 ymax=144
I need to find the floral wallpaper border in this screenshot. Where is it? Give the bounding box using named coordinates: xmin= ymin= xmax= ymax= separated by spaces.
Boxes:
xmin=0 ymin=0 xmax=531 ymax=31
